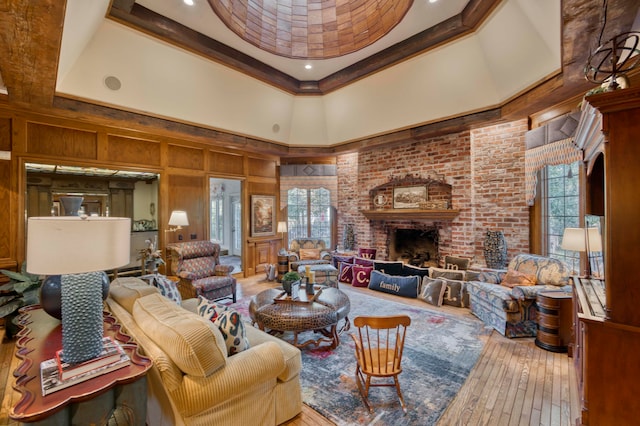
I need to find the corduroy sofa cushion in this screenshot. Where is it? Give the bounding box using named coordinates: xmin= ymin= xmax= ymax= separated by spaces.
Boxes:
xmin=110 ymin=277 xmax=159 ymax=313
xmin=133 ymin=293 xmax=228 ymax=377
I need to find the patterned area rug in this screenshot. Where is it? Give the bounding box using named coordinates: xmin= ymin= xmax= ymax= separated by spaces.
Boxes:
xmin=233 ymin=288 xmax=491 ymax=425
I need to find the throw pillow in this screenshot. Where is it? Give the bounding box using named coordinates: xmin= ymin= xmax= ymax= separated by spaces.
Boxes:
xmin=501 ymin=269 xmax=537 ymax=288
xmin=354 ymin=257 xmax=374 ymax=267
xmin=441 ymin=278 xmax=469 ymax=308
xmin=338 ymin=262 xmax=354 ymax=283
xmin=299 ymin=248 xmax=320 ymax=260
xmin=402 ymin=263 xmax=431 ymax=278
xmin=195 ymin=295 xmax=249 ymax=356
xmin=430 ymin=267 xmax=465 ymax=281
xmin=444 ymin=255 xmax=471 ymax=270
xmin=373 ymin=260 xmax=405 ymax=276
xmin=352 ymin=265 xmax=373 ymax=287
xmin=213 ymin=309 xmax=250 ymax=356
xmin=154 ymin=276 xmax=182 ymax=305
xmin=418 ymin=277 xmax=446 ymax=306
xmin=368 ymin=270 xmax=420 ymax=298
xmin=332 ymin=255 xmax=354 ymax=268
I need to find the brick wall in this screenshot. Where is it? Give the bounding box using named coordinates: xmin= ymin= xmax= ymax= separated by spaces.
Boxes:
xmin=335 ymin=119 xmax=530 ymax=267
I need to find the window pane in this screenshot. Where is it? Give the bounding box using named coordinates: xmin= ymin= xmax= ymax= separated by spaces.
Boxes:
xmin=543 ymin=162 xmax=580 ymax=273
xmin=286 ymin=187 xmax=332 ymax=248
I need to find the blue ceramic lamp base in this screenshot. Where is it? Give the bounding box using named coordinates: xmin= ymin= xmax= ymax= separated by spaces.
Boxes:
xmin=60 ymin=272 xmax=106 ymax=364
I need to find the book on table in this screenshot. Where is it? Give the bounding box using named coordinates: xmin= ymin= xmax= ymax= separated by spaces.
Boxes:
xmin=40 ymin=340 xmax=131 ymax=396
xmin=56 ymin=336 xmax=123 ymax=381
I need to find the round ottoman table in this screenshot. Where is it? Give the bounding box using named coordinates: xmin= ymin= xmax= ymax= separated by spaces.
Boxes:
xmin=249 ymin=286 xmax=350 ymax=349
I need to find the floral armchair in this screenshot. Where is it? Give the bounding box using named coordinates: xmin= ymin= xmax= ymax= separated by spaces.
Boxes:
xmin=465 ymin=253 xmax=571 ymax=338
xmin=169 ymin=240 xmax=236 ymax=303
xmin=287 ymin=239 xmax=332 ymax=271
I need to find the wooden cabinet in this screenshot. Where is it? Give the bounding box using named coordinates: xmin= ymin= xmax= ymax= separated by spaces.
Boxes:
xmin=572 ymin=87 xmax=640 ymax=425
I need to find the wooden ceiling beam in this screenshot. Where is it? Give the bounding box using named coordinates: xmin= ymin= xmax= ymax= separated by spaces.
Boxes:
xmin=0 ymin=0 xmax=65 ymax=106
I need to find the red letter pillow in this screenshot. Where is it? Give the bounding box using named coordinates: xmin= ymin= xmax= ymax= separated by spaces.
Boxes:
xmin=352 ymin=265 xmax=373 ymax=287
xmin=338 ymin=262 xmax=354 ymax=283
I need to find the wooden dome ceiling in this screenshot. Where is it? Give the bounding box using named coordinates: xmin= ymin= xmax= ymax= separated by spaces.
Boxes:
xmin=207 ymin=0 xmax=414 ymax=59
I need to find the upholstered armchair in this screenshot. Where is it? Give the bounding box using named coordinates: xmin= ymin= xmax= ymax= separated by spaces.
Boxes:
xmin=169 ymin=240 xmax=237 ymax=303
xmin=287 ymin=239 xmax=332 ymax=271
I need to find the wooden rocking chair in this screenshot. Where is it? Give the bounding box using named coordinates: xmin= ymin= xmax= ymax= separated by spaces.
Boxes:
xmin=350 ymin=315 xmax=411 ymax=414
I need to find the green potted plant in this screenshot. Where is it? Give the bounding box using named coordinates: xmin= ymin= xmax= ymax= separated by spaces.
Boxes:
xmin=0 ymin=263 xmax=42 ymax=338
xmin=281 ymin=271 xmax=301 ymax=296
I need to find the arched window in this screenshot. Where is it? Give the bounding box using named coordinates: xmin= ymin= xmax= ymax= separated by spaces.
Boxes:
xmin=287 ymin=187 xmax=331 ymax=247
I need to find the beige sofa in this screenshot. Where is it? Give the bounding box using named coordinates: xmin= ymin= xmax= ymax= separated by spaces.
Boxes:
xmin=106 ymin=277 xmax=302 ymax=426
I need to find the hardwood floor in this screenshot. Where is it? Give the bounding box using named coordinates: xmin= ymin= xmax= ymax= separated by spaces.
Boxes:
xmin=0 ymin=276 xmax=579 ymax=426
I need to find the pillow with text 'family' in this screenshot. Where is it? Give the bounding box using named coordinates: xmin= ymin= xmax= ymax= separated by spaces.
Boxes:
xmin=368 ymin=270 xmax=420 ymax=298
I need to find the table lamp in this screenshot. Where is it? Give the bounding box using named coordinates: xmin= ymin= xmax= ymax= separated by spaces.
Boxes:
xmin=277 ymin=221 xmax=288 ymax=255
xmin=561 ymin=227 xmax=602 ymax=277
xmin=27 ymin=216 xmax=131 ymax=364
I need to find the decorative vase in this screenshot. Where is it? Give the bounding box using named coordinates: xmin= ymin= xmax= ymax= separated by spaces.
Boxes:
xmin=343 ymin=224 xmax=356 ymax=251
xmin=484 ymin=230 xmax=508 ymax=269
xmin=59 ymin=196 xmax=84 ymax=216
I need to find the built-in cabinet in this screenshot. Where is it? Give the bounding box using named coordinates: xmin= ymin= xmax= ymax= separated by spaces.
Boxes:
xmin=572 ymin=86 xmax=640 ymax=425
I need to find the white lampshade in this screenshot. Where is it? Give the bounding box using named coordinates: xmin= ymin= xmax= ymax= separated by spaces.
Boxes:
xmin=277 ymin=221 xmax=287 ymax=233
xmin=561 ymin=228 xmax=587 ymax=252
xmin=168 ymin=210 xmax=189 ymax=226
xmin=561 ymin=227 xmax=603 ymax=253
xmin=586 ymin=227 xmax=603 ymax=252
xmin=26 ymin=217 xmax=131 ymax=275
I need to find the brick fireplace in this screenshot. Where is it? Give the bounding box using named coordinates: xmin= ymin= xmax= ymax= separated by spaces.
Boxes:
xmin=336 ymin=120 xmax=531 ymax=267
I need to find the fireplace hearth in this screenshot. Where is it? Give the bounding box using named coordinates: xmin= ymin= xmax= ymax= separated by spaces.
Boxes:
xmin=388 ymin=228 xmax=439 ymax=267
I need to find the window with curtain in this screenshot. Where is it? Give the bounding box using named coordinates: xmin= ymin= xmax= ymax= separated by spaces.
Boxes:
xmin=543 ymin=161 xmax=580 ymax=272
xmin=287 ymin=187 xmax=332 ymax=247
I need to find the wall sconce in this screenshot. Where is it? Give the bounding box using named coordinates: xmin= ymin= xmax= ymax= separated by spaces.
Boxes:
xmin=561 ymin=227 xmax=602 ymax=277
xmin=167 ymin=210 xmax=189 ymax=233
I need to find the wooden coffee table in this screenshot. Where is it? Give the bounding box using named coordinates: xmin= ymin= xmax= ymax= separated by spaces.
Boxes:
xmin=249 ymin=286 xmax=350 ymax=349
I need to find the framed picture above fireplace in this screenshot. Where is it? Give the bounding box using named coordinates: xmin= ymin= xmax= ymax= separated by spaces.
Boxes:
xmin=393 ymin=186 xmax=427 ymax=209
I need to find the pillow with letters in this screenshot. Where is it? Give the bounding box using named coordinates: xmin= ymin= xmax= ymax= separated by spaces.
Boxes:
xmin=441 ymin=278 xmax=470 ymax=308
xmin=352 ymin=265 xmax=373 ymax=287
xmin=338 ymin=261 xmax=354 ymax=283
xmin=418 ymin=277 xmax=447 ymax=306
xmin=368 ymin=270 xmax=420 ymax=298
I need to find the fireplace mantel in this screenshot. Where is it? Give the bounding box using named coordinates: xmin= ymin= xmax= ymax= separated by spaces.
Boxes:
xmin=360 ymin=209 xmax=459 ymax=221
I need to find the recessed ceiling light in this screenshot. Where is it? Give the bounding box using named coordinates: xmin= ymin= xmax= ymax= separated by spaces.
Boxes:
xmin=429 ymin=0 xmax=438 ymax=3
xmin=305 ymin=64 xmax=312 ymax=70
xmin=184 ymin=0 xmax=194 ymax=5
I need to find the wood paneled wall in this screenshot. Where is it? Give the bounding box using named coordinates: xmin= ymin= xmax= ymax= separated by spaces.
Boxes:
xmin=0 ymin=105 xmax=281 ymax=277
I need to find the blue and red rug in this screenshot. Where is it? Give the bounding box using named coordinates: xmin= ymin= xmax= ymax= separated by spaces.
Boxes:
xmin=234 ymin=287 xmax=491 ymax=425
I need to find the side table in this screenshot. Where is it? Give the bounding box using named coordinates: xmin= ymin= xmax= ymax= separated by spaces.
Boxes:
xmin=10 ymin=305 xmax=151 ymax=425
xmin=535 ymin=291 xmax=573 ymax=353
xmin=277 ymin=254 xmax=290 ymax=282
